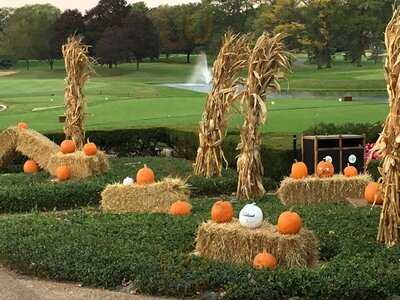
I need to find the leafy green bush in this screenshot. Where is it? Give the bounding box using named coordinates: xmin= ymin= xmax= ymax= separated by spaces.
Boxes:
xmin=367 ymin=159 xmax=380 ymax=181
xmin=0 ymin=197 xmax=398 ymax=299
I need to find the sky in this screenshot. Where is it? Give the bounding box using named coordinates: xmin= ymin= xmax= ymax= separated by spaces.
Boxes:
xmin=0 ymin=0 xmax=200 ymax=12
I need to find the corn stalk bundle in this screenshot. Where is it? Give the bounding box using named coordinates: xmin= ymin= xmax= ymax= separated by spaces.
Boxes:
xmin=237 ymin=33 xmax=291 ymax=200
xmin=194 ymin=32 xmax=250 ymax=178
xmin=372 ymin=9 xmax=400 ymax=246
xmin=62 ymin=35 xmax=94 ymax=149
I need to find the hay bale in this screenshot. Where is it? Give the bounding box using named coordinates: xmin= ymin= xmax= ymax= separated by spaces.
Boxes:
xmin=277 ymin=174 xmax=372 ymax=205
xmin=0 ymin=127 xmax=18 ymax=168
xmin=101 ymin=178 xmax=190 ymax=214
xmin=15 ymin=128 xmax=60 ymax=169
xmin=47 ymin=150 xmax=109 ymax=179
xmin=195 ymin=219 xmax=318 ymax=268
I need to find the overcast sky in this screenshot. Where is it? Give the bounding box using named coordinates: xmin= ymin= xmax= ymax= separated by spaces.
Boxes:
xmin=0 ymin=0 xmax=200 ymax=12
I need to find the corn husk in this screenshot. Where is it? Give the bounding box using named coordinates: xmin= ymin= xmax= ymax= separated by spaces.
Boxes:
xmin=0 ymin=127 xmax=18 ymax=168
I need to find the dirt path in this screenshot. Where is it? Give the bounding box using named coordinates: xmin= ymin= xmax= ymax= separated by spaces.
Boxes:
xmin=0 ymin=71 xmax=17 ymax=77
xmin=0 ymin=266 xmax=167 ymax=300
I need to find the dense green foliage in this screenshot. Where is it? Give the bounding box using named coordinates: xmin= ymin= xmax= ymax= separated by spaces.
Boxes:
xmin=0 ymin=197 xmax=398 ymax=299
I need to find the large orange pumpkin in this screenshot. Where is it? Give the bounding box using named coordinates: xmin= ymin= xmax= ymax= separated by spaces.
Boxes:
xmin=211 ymin=200 xmax=234 ymax=223
xmin=60 ymin=140 xmax=76 ymax=154
xmin=136 ymin=164 xmax=155 ymax=185
xmin=316 ymin=160 xmax=334 ymax=178
xmin=253 ymin=251 xmax=277 ymax=270
xmin=17 ymin=122 xmax=28 ymax=130
xmin=344 ymin=164 xmax=358 ymax=177
xmin=23 ymin=160 xmax=39 ymax=174
xmin=56 ymin=165 xmax=71 ymax=181
xmin=290 ymin=161 xmax=308 ymax=179
xmin=83 ymin=142 xmax=97 ymax=156
xmin=364 ymin=182 xmax=380 ymax=204
xmin=277 ymin=211 xmax=302 ymax=235
xmin=170 ymin=200 xmax=192 ymax=216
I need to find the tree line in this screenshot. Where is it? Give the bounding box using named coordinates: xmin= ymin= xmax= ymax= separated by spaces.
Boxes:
xmin=0 ymin=0 xmax=394 ymax=70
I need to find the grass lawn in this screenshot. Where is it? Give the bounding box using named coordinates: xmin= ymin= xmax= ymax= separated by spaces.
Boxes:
xmin=0 ymin=55 xmax=388 ymax=134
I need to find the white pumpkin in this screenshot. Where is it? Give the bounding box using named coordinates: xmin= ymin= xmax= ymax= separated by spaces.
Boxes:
xmin=123 ymin=176 xmax=134 ymax=185
xmin=239 ymin=203 xmax=263 ymax=229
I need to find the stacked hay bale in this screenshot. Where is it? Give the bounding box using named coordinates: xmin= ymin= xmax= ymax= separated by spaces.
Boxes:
xmin=0 ymin=127 xmax=18 ymax=168
xmin=101 ymin=178 xmax=190 ymax=214
xmin=195 ymin=219 xmax=318 ymax=268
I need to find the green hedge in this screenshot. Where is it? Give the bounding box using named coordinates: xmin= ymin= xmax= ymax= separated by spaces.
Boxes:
xmin=0 ymin=197 xmax=398 ymax=299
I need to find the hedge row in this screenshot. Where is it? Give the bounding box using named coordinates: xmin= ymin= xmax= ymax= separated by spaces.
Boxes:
xmin=0 ymin=197 xmax=398 ymax=299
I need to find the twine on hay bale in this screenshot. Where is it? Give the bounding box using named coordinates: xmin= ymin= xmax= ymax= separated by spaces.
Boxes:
xmin=277 ymin=174 xmax=372 ymax=205
xmin=101 ymin=177 xmax=190 ymax=214
xmin=15 ymin=127 xmax=60 ymax=169
xmin=195 ymin=219 xmax=318 ymax=268
xmin=0 ymin=127 xmax=18 ymax=168
xmin=47 ymin=150 xmax=109 ymax=179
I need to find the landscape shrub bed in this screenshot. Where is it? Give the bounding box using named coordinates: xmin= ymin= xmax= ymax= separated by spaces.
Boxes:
xmin=0 ymin=197 xmax=398 ymax=299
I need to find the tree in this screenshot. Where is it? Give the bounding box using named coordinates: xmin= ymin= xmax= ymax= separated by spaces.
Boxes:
xmin=0 ymin=7 xmax=13 ymax=33
xmin=96 ymin=26 xmax=127 ymax=68
xmin=130 ymin=1 xmax=149 ymax=13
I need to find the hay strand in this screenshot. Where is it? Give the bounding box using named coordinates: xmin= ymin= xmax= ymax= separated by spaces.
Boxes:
xmin=237 ymin=33 xmax=291 ymax=200
xmin=194 ymin=32 xmax=250 ymax=178
xmin=62 ymin=35 xmax=94 ymax=149
xmin=0 ymin=127 xmax=18 ymax=169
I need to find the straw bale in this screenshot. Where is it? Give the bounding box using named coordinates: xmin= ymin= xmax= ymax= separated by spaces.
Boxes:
xmin=0 ymin=127 xmax=18 ymax=168
xmin=277 ymin=174 xmax=372 ymax=205
xmin=15 ymin=128 xmax=60 ymax=169
xmin=47 ymin=150 xmax=109 ymax=179
xmin=101 ymin=177 xmax=190 ymax=214
xmin=195 ymin=219 xmax=318 ymax=268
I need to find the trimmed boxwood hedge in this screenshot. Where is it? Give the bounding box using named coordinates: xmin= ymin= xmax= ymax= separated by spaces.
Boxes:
xmin=0 ymin=197 xmax=398 ymax=299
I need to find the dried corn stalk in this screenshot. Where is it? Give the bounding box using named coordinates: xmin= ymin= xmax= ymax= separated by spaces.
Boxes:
xmin=194 ymin=32 xmax=250 ymax=177
xmin=372 ymin=9 xmax=400 ymax=246
xmin=62 ymin=35 xmax=94 ymax=149
xmin=237 ymin=33 xmax=291 ymax=200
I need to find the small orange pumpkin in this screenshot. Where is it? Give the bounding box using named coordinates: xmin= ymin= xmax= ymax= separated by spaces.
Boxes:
xmin=316 ymin=160 xmax=334 ymax=178
xmin=290 ymin=161 xmax=308 ymax=179
xmin=18 ymin=122 xmax=28 ymax=130
xmin=344 ymin=164 xmax=358 ymax=177
xmin=277 ymin=211 xmax=302 ymax=235
xmin=170 ymin=200 xmax=192 ymax=216
xmin=211 ymin=200 xmax=234 ymax=223
xmin=253 ymin=250 xmax=277 ymax=270
xmin=136 ymin=164 xmax=155 ymax=185
xmin=23 ymin=160 xmax=39 ymax=174
xmin=56 ymin=165 xmax=71 ymax=181
xmin=83 ymin=142 xmax=97 ymax=156
xmin=60 ymin=140 xmax=76 ymax=154
xmin=364 ymin=182 xmax=380 ymax=204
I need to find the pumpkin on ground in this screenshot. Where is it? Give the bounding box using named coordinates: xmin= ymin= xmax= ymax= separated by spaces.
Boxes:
xmin=56 ymin=165 xmax=71 ymax=181
xmin=364 ymin=182 xmax=381 ymax=204
xmin=290 ymin=161 xmax=308 ymax=179
xmin=83 ymin=142 xmax=97 ymax=156
xmin=344 ymin=164 xmax=358 ymax=177
xmin=170 ymin=200 xmax=192 ymax=216
xmin=277 ymin=211 xmax=302 ymax=235
xmin=316 ymin=159 xmax=334 ymax=178
xmin=211 ymin=200 xmax=234 ymax=223
xmin=17 ymin=122 xmax=28 ymax=130
xmin=253 ymin=251 xmax=277 ymax=270
xmin=122 ymin=177 xmax=134 ymax=185
xmin=239 ymin=203 xmax=263 ymax=229
xmin=136 ymin=164 xmax=155 ymax=185
xmin=23 ymin=160 xmax=39 ymax=174
xmin=60 ymin=140 xmax=76 ymax=154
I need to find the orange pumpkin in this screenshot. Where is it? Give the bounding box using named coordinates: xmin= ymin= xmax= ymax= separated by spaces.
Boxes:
xmin=253 ymin=251 xmax=277 ymax=270
xmin=60 ymin=140 xmax=76 ymax=154
xmin=277 ymin=211 xmax=302 ymax=235
xmin=290 ymin=161 xmax=308 ymax=179
xmin=211 ymin=200 xmax=234 ymax=223
xmin=136 ymin=164 xmax=155 ymax=185
xmin=344 ymin=164 xmax=358 ymax=177
xmin=83 ymin=142 xmax=97 ymax=156
xmin=56 ymin=165 xmax=71 ymax=181
xmin=17 ymin=122 xmax=28 ymax=130
xmin=364 ymin=182 xmax=380 ymax=204
xmin=316 ymin=160 xmax=334 ymax=178
xmin=23 ymin=160 xmax=39 ymax=174
xmin=170 ymin=200 xmax=192 ymax=216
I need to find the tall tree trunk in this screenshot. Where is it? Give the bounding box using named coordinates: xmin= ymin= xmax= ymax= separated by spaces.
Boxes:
xmin=186 ymin=52 xmax=191 ymax=64
xmin=108 ymin=63 xmax=112 ymax=69
xmin=136 ymin=58 xmax=140 ymax=71
xmin=49 ymin=59 xmax=54 ymax=70
xmin=26 ymin=60 xmax=30 ymax=71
